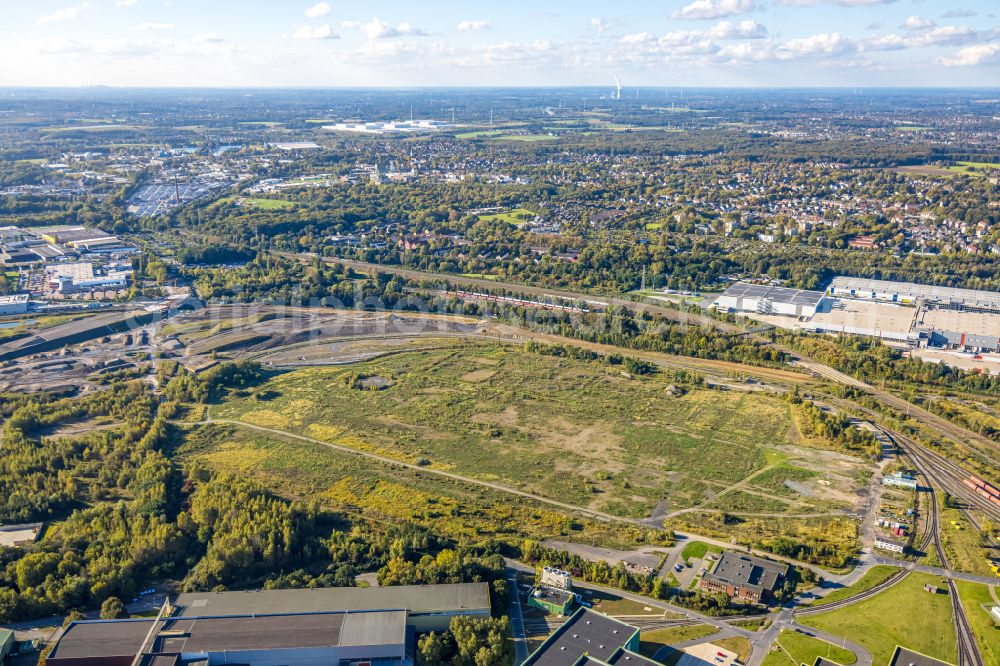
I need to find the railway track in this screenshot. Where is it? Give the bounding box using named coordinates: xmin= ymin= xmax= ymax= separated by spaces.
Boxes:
xmin=883 ymin=427 xmax=984 ymax=666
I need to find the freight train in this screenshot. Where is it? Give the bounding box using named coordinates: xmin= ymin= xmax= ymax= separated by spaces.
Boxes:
xmin=962 ymin=476 xmax=1000 ymax=507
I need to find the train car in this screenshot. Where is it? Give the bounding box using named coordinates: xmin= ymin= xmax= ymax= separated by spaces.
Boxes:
xmin=963 ymin=478 xmax=981 ymax=492
xmin=969 ymin=476 xmax=1000 ymax=497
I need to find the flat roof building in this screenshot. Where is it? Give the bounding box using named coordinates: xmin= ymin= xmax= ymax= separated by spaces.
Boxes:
xmin=698 ymin=551 xmax=789 ymax=604
xmin=47 ymin=583 xmax=492 ymax=666
xmin=49 ymin=609 xmax=409 ymax=666
xmin=173 ymin=582 xmax=490 ymax=632
xmin=874 ymin=536 xmax=907 ymax=554
xmin=523 ymin=608 xmax=647 ymax=666
xmin=888 ymin=646 xmax=954 ymax=666
xmin=0 ymin=294 xmax=29 ymax=316
xmin=829 ymin=277 xmax=1000 ymax=312
xmin=714 ymin=282 xmax=826 ymax=318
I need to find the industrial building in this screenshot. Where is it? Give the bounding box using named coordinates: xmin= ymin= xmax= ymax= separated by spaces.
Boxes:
xmin=697 ymin=551 xmax=789 ymax=604
xmin=0 ymin=294 xmax=29 ymax=316
xmin=874 ymin=536 xmax=907 ymax=554
xmin=888 ymin=646 xmax=954 ymax=666
xmin=170 ymin=582 xmax=491 ymax=632
xmin=882 ymin=473 xmax=918 ymax=491
xmin=45 ymin=262 xmax=132 ymax=294
xmin=522 ymin=608 xmax=657 ymax=666
xmin=717 ymin=276 xmax=1000 ymax=357
xmin=46 ymin=583 xmax=491 ymax=666
xmin=528 ymin=567 xmax=577 ymax=616
xmin=713 ymin=282 xmax=827 ymax=318
xmin=0 ymin=225 xmax=136 ymax=265
xmin=49 ymin=609 xmax=410 ymax=666
xmin=828 ymin=277 xmax=1000 ymax=312
xmin=323 ymin=120 xmax=450 ymax=135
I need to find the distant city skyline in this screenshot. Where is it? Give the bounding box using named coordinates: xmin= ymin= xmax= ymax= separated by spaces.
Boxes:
xmin=1 ymin=0 xmax=998 ymax=88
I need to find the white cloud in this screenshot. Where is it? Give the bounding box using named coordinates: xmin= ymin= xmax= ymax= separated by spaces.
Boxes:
xmin=591 ymin=17 xmax=611 ymax=33
xmin=938 ymin=42 xmax=1000 ymax=66
xmin=776 ymin=32 xmax=856 ymax=59
xmin=37 ymin=2 xmax=90 ymax=25
xmin=942 ymin=9 xmax=976 ymax=19
xmin=355 ymin=17 xmax=428 ymax=40
xmin=903 ymin=16 xmax=935 ymax=30
xmin=341 ymin=20 xmax=361 ymax=28
xmin=305 ymin=2 xmax=331 ymax=18
xmin=132 ymin=22 xmax=175 ymax=31
xmin=707 ymin=20 xmax=768 ymax=39
xmin=864 ymin=25 xmax=979 ymax=51
xmin=776 ymin=0 xmax=896 ymax=6
xmin=672 ymin=0 xmax=758 ymax=20
xmin=292 ymin=24 xmax=340 ymax=40
xmin=116 ymin=0 xmax=138 ymax=6
xmin=906 ymin=25 xmax=977 ymax=47
xmin=457 ymin=20 xmax=491 ymax=32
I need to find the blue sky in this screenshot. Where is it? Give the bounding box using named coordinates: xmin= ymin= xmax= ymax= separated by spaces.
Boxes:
xmin=1 ymin=0 xmax=998 ymax=87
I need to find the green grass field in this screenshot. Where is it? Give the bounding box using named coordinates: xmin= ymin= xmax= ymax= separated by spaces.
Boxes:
xmin=955 ymin=581 xmax=1000 ymax=664
xmin=474 ymin=208 xmax=536 ymax=225
xmin=800 ymin=572 xmax=956 ymax=665
xmin=680 ymin=541 xmax=722 ymax=563
xmin=237 ymin=197 xmax=297 ymax=210
xmin=211 ymin=344 xmax=851 ymax=520
xmin=939 ymin=503 xmax=996 ymax=577
xmin=804 ymin=565 xmax=900 ymax=607
xmin=178 ymin=421 xmax=652 ymax=548
xmin=762 ymin=630 xmax=856 ymax=666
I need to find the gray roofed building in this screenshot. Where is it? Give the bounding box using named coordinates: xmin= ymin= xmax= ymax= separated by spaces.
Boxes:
xmin=49 ymin=610 xmax=409 ymax=666
xmin=698 ymin=551 xmax=789 ymax=604
xmin=174 ymin=582 xmax=490 ymax=631
xmin=523 ymin=608 xmax=641 ymax=666
xmin=713 ymin=282 xmax=826 ymax=318
xmin=888 ymin=646 xmax=955 ymax=666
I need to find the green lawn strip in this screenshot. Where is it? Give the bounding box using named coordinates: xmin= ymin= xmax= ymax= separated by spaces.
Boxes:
xmin=680 ymin=541 xmax=722 ymax=563
xmin=800 ymin=572 xmax=957 ymax=665
xmin=638 ymin=624 xmax=719 ymax=658
xmin=803 ymin=565 xmax=901 ymax=606
xmin=777 ymin=629 xmax=856 ymax=665
xmin=955 ymin=581 xmax=1000 ymax=664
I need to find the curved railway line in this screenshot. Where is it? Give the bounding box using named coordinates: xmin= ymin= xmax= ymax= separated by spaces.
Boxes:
xmin=875 ymin=425 xmax=984 ymax=666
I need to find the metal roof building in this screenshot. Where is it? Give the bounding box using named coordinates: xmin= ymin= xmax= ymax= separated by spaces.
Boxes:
xmin=46 ymin=583 xmax=492 ymax=666
xmin=888 ymin=646 xmax=954 ymax=666
xmin=48 ymin=610 xmax=409 ymax=666
xmin=173 ymin=582 xmax=491 ymax=632
xmin=523 ymin=608 xmax=648 ymax=666
xmin=714 ymin=282 xmax=827 ymax=318
xmin=828 ymin=277 xmax=1000 ymax=312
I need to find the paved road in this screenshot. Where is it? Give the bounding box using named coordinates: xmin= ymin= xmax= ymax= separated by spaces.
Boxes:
xmin=505 ymin=568 xmax=529 ymax=665
xmin=745 ymin=607 xmax=872 ymax=666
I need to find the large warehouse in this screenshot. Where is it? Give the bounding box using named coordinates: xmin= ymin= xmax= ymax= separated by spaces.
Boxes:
xmin=713 ymin=282 xmax=827 ymax=318
xmin=828 ymin=276 xmax=1000 ymax=312
xmin=46 ymin=583 xmax=491 ymax=666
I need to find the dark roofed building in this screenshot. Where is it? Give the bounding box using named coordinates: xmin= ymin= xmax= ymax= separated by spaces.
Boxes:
xmin=46 ymin=583 xmax=492 ymax=666
xmin=888 ymin=646 xmax=955 ymax=666
xmin=49 ymin=610 xmax=409 ymax=666
xmin=698 ymin=551 xmax=789 ymax=604
xmin=523 ymin=608 xmax=642 ymax=666
xmin=173 ymin=582 xmax=490 ymax=632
